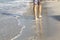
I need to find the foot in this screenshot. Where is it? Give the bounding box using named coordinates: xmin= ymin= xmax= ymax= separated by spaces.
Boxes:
xmin=39 ymin=15 xmax=42 ymax=18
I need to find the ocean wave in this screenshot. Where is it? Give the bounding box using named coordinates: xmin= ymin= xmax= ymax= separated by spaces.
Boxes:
xmin=0 ymin=0 xmax=31 ymax=15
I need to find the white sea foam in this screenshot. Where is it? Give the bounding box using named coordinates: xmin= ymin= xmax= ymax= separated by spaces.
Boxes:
xmin=11 ymin=25 xmax=26 ymax=40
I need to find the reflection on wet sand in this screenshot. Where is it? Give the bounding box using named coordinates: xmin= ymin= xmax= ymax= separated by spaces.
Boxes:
xmin=35 ymin=17 xmax=44 ymax=40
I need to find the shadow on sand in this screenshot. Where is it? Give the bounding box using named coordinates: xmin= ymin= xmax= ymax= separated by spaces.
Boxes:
xmin=51 ymin=15 xmax=60 ymax=21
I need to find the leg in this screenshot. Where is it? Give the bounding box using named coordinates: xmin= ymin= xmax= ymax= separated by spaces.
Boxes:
xmin=39 ymin=3 xmax=42 ymax=18
xmin=33 ymin=4 xmax=38 ymax=20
